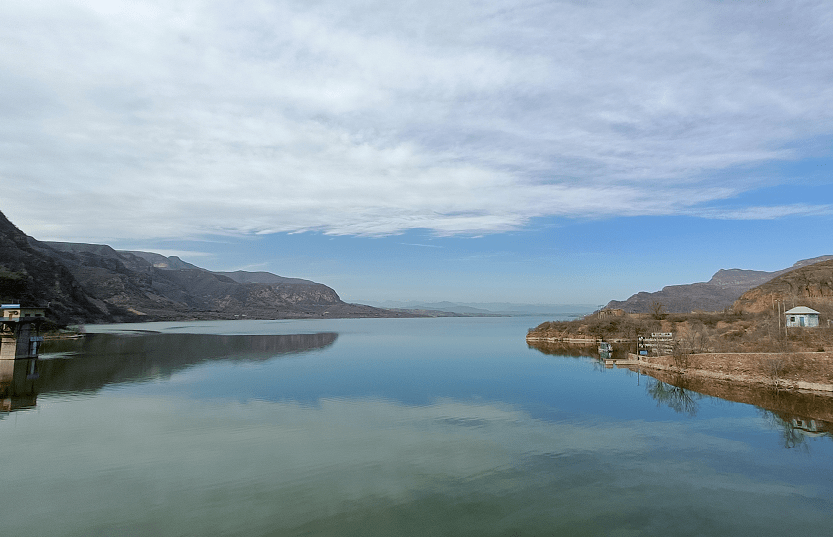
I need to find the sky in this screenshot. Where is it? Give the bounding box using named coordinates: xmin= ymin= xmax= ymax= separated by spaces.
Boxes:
xmin=1 ymin=0 xmax=832 ymax=305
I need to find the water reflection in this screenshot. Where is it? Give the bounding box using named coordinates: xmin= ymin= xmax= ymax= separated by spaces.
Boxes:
xmin=528 ymin=340 xmax=629 ymax=360
xmin=642 ymin=368 xmax=833 ymax=446
xmin=1 ymin=332 xmax=337 ymax=415
xmin=646 ymin=378 xmax=702 ymax=417
xmin=5 ymin=391 xmax=833 ymax=536
xmin=0 ymin=357 xmax=39 ymax=412
xmin=3 ymin=318 xmax=833 ymax=535
xmin=759 ymin=409 xmax=833 ymax=451
xmin=529 ymin=342 xmax=609 ymax=375
xmin=529 ymin=340 xmax=833 ymax=447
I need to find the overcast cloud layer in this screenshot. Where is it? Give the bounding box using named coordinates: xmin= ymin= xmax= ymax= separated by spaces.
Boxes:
xmin=2 ymin=0 xmax=832 ymax=240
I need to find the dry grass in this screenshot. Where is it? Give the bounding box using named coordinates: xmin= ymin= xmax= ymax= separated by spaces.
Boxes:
xmin=530 ymin=310 xmax=833 ymax=354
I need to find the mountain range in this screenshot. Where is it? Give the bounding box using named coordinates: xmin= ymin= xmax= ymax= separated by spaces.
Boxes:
xmin=606 ymin=255 xmax=833 ymax=313
xmin=370 ymin=300 xmax=596 ymax=316
xmin=0 ymin=210 xmax=413 ymax=325
xmin=5 ymin=206 xmax=831 ymax=324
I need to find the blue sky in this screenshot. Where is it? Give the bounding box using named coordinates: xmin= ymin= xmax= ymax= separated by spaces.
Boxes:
xmin=1 ymin=0 xmax=832 ymax=305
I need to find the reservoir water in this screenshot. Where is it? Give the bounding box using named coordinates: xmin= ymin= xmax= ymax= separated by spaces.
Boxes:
xmin=2 ymin=317 xmax=832 ymax=535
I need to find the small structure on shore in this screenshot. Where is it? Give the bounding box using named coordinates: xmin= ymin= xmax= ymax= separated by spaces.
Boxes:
xmin=637 ymin=332 xmax=674 ymax=356
xmin=1 ymin=304 xmax=45 ymax=408
xmin=1 ymin=304 xmax=46 ymax=359
xmin=785 ymin=306 xmax=819 ymax=328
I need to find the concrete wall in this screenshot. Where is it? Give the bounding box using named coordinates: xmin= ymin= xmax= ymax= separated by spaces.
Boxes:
xmin=0 ymin=335 xmax=17 ymax=360
xmin=0 ymin=323 xmax=40 ymax=359
xmin=786 ymin=314 xmax=820 ymax=327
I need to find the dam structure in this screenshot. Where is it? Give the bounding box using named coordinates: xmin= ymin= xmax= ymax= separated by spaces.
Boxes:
xmin=1 ymin=304 xmax=45 ymax=360
xmin=1 ymin=304 xmax=45 ymax=411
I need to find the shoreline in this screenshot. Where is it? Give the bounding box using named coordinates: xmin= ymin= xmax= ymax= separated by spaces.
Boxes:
xmin=527 ymin=334 xmax=833 ymax=396
xmin=527 ymin=336 xmax=833 ymax=431
xmin=617 ymin=352 xmax=833 ymax=395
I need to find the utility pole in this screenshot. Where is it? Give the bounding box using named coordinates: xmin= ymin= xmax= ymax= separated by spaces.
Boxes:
xmin=782 ymin=300 xmax=788 ymax=339
xmin=777 ymin=299 xmax=781 ymax=336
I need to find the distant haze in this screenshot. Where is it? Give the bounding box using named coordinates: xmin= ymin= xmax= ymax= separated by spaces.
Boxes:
xmin=369 ymin=301 xmax=597 ymax=316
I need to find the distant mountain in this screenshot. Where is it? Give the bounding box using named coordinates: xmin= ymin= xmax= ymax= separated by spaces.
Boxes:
xmin=120 ymin=251 xmax=202 ymax=270
xmin=734 ymin=259 xmax=833 ymax=315
xmin=214 ymin=270 xmax=315 ymax=286
xmin=0 ymin=209 xmax=412 ymax=324
xmin=469 ymin=302 xmax=597 ymax=316
xmin=389 ymin=301 xmax=497 ymax=315
xmin=369 ymin=300 xmax=596 ymax=316
xmin=606 ymin=255 xmax=833 ymax=313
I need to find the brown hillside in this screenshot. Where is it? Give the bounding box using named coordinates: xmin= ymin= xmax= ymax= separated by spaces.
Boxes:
xmin=2 ymin=210 xmax=416 ymax=323
xmin=0 ymin=211 xmax=117 ymax=324
xmin=606 ymin=255 xmax=833 ymax=313
xmin=734 ymin=259 xmax=833 ymax=316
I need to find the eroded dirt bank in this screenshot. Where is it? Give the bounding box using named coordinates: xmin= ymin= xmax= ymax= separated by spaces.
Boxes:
xmin=626 ymin=351 xmax=833 ymax=393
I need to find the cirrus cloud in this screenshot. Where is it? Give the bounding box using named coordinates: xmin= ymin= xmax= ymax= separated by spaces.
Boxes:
xmin=1 ymin=0 xmax=832 ymax=241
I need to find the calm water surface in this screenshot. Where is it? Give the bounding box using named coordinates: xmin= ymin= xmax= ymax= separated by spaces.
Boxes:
xmin=2 ymin=317 xmax=832 ymax=536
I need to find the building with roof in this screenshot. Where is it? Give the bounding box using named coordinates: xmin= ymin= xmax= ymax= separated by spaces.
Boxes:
xmin=784 ymin=306 xmax=820 ymax=328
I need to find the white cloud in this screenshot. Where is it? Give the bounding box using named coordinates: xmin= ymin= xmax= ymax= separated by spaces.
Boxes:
xmin=1 ymin=0 xmax=832 ymax=240
xmin=693 ymin=203 xmax=833 ymax=220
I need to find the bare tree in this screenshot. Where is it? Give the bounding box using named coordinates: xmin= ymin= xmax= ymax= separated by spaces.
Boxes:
xmin=764 ymin=357 xmax=786 ymax=390
xmin=681 ymin=329 xmax=708 ymax=354
xmin=650 ymin=301 xmax=667 ymax=320
xmin=672 ymin=340 xmax=690 ymax=370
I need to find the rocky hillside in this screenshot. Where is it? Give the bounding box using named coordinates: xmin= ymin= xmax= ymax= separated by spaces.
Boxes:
xmin=120 ymin=251 xmax=201 ymax=270
xmin=213 ymin=270 xmax=314 ymax=286
xmin=0 ymin=213 xmax=116 ymax=324
xmin=734 ymin=259 xmax=833 ymax=316
xmin=41 ymin=241 xmax=391 ymax=321
xmin=604 ymin=283 xmax=742 ymax=314
xmin=607 ymin=256 xmax=833 ymax=313
xmin=1 ymin=210 xmax=404 ymax=324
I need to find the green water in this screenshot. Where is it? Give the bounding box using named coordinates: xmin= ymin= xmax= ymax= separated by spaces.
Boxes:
xmin=2 ymin=317 xmax=831 ymax=536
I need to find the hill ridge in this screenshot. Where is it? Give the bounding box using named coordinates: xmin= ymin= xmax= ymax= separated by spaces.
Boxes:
xmin=606 ymin=255 xmax=833 ymax=313
xmin=1 ymin=210 xmax=404 ymax=324
xmin=734 ymin=259 xmax=833 ymax=315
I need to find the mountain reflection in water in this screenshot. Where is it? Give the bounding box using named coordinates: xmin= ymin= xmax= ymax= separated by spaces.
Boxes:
xmin=3 ymin=318 xmax=833 ymax=535
xmin=1 ymin=332 xmax=337 ymax=413
xmin=528 ymin=340 xmax=833 ymax=446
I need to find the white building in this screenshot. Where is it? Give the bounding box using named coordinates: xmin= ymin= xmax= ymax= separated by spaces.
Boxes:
xmin=784 ymin=306 xmax=820 ymax=328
